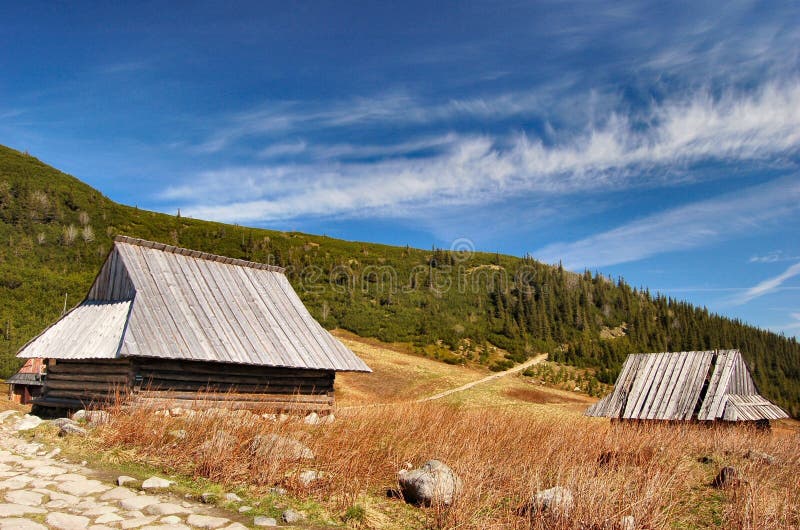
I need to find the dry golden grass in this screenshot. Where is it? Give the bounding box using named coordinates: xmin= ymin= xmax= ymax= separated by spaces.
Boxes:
xmin=92 ymin=401 xmax=800 ymax=530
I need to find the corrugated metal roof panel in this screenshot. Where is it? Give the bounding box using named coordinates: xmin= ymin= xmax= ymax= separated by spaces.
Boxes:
xmin=17 ymin=301 xmax=131 ymax=360
xmin=112 ymin=238 xmax=370 ymax=372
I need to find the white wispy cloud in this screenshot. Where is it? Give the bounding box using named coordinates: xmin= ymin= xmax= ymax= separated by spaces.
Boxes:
xmin=534 ymin=177 xmax=800 ymax=269
xmin=749 ymin=251 xmax=800 ymax=263
xmin=167 ymin=79 xmax=800 ymax=224
xmin=733 ymin=262 xmax=800 ymax=305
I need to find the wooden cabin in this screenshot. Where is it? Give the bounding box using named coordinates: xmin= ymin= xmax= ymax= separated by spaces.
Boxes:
xmin=586 ymin=350 xmax=787 ymax=423
xmin=6 ymin=358 xmax=45 ymax=404
xmin=17 ymin=236 xmax=370 ymax=413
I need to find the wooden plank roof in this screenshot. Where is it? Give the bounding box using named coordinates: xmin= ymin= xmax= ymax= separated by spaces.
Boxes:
xmin=18 ymin=236 xmax=371 ymax=373
xmin=586 ymin=350 xmax=787 ymax=421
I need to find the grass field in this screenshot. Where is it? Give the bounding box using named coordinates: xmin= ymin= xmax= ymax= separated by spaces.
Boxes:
xmin=7 ymin=333 xmax=799 ymax=529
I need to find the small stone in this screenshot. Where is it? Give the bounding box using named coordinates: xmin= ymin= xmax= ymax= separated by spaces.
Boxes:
xmin=238 ymin=506 xmax=252 ymax=513
xmin=120 ymin=516 xmax=157 ymax=529
xmin=523 ymin=486 xmax=574 ymax=517
xmin=200 ymin=492 xmax=218 ymax=504
xmin=168 ymin=430 xmax=187 ymax=440
xmin=45 ymin=447 xmax=62 ymax=459
xmin=84 ymin=506 xmax=119 ymax=516
xmin=0 ymin=518 xmax=47 ymax=530
xmin=0 ymin=503 xmax=46 ymax=516
xmin=745 ymin=450 xmax=777 ymax=465
xmin=59 ymin=423 xmax=88 ymax=437
xmin=141 ymin=476 xmax=173 ymax=490
xmin=169 ymin=407 xmax=185 ymax=417
xmin=96 ymin=513 xmax=125 ymax=524
xmin=119 ymin=496 xmax=161 ymax=511
xmin=51 ymin=418 xmax=77 ymax=428
xmin=144 ymin=503 xmax=190 ymax=516
xmin=224 ymin=492 xmax=242 ymax=503
xmin=186 ymin=514 xmax=231 ymax=529
xmin=46 ymin=512 xmax=91 ymax=530
xmin=118 ymin=475 xmax=137 ymax=486
xmin=298 ymin=470 xmax=320 ymax=486
xmin=268 ymin=487 xmax=287 ymax=496
xmin=13 ymin=415 xmax=43 ymax=431
xmin=56 ymin=478 xmax=109 ymax=495
xmin=72 ymin=410 xmax=87 ymax=421
xmin=5 ymin=490 xmax=44 ymax=506
xmin=0 ymin=411 xmax=20 ymax=423
xmin=620 ymin=515 xmax=635 ymax=530
xmin=303 ymin=412 xmax=321 ymax=424
xmin=160 ymin=516 xmax=182 ymax=524
xmin=253 ymin=516 xmax=277 ymax=527
xmin=101 ymin=487 xmax=139 ymax=501
xmin=222 ymin=524 xmax=248 ymax=530
xmin=281 ymin=509 xmax=305 ymax=524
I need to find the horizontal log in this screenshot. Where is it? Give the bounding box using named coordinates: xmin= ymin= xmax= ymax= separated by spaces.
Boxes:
xmin=134 ymin=360 xmax=333 ymax=378
xmin=47 ymin=364 xmax=133 ymax=376
xmin=136 ymin=371 xmax=332 ymax=385
xmin=46 ymin=374 xmax=131 ymax=384
xmin=32 ymin=397 xmax=85 ymax=408
xmin=44 ymin=390 xmax=126 ymax=402
xmin=45 ymin=380 xmax=129 ymax=392
xmin=136 ymin=390 xmax=333 ymax=403
xmin=140 ymin=381 xmax=331 ymax=394
xmin=51 ymin=359 xmax=130 ymax=367
xmin=134 ymin=397 xmax=332 ymax=412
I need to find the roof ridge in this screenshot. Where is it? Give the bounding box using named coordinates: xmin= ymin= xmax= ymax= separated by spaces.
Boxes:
xmin=114 ymin=235 xmax=286 ymax=273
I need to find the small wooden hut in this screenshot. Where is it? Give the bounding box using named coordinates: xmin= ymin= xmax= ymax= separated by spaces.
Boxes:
xmin=6 ymin=358 xmax=45 ymax=404
xmin=17 ymin=236 xmax=370 ymax=413
xmin=586 ymin=350 xmax=787 ymax=422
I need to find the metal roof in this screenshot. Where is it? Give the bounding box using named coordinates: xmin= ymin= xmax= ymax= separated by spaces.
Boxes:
xmin=18 ymin=237 xmax=371 ymax=373
xmin=586 ymin=350 xmax=787 ymax=421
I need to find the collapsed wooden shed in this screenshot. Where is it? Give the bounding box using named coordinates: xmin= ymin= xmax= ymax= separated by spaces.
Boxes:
xmin=17 ymin=236 xmax=370 ymax=412
xmin=586 ymin=350 xmax=787 ymax=422
xmin=6 ymin=358 xmax=44 ymax=404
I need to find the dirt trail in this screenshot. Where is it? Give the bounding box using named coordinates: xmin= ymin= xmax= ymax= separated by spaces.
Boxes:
xmin=417 ymin=353 xmax=547 ymax=402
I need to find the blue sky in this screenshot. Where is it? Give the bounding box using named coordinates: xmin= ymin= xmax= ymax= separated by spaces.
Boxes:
xmin=2 ymin=1 xmax=799 ymax=336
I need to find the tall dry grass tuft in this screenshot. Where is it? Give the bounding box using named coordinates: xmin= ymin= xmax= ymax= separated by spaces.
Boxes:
xmin=93 ymin=401 xmax=799 ymax=529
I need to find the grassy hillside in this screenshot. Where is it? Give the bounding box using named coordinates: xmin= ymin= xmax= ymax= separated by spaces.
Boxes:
xmin=1 ymin=144 xmax=798 ymax=415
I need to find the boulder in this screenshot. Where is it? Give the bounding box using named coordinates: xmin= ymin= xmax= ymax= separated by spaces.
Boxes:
xmin=0 ymin=410 xmax=20 ymax=423
xmin=520 ymin=486 xmax=574 ymax=517
xmin=71 ymin=410 xmax=87 ymax=422
xmin=281 ymin=509 xmax=305 ymax=524
xmin=50 ymin=418 xmax=76 ymax=429
xmin=397 ymin=460 xmax=463 ymax=506
xmin=13 ymin=415 xmax=43 ymax=432
xmin=298 ymin=470 xmax=320 ymax=486
xmin=117 ymin=476 xmax=137 ymax=486
xmin=254 ymin=516 xmax=277 ymax=526
xmin=224 ymin=493 xmax=242 ymax=503
xmin=250 ymin=434 xmax=314 ymax=461
xmin=58 ymin=423 xmax=88 ymax=437
xmin=141 ymin=476 xmax=173 ymax=490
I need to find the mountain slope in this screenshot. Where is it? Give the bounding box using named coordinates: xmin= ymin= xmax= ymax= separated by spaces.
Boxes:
xmin=1 ymin=144 xmax=798 ymax=416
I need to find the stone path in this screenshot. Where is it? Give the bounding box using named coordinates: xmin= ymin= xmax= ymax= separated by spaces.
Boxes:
xmin=0 ymin=411 xmax=258 ymax=530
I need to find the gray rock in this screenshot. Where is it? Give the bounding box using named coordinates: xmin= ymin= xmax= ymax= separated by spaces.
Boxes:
xmin=50 ymin=417 xmax=77 ymax=428
xmin=238 ymin=506 xmax=252 ymax=513
xmin=100 ymin=487 xmax=139 ymax=501
xmin=250 ymin=434 xmax=314 ymax=461
xmin=281 ymin=509 xmax=305 ymax=524
xmin=0 ymin=504 xmax=46 ymax=517
xmin=253 ymin=516 xmax=277 ymax=527
xmin=620 ymin=515 xmax=636 ymax=530
xmin=745 ymin=450 xmax=777 ymax=465
xmin=186 ymin=514 xmax=231 ymax=529
xmin=56 ymin=478 xmax=109 ymax=495
xmin=95 ymin=513 xmax=124 ymax=524
xmin=298 ymin=470 xmax=320 ymax=486
xmin=46 ymin=512 xmax=91 ymax=530
xmin=143 ymin=502 xmax=190 ymax=516
xmin=268 ymin=487 xmax=286 ymax=496
xmin=397 ymin=460 xmax=463 ymax=506
xmin=59 ymin=423 xmax=88 ymax=437
xmin=71 ymin=410 xmax=87 ymax=422
xmin=0 ymin=411 xmax=20 ymax=423
xmin=168 ymin=429 xmax=187 ymax=440
xmin=200 ymin=492 xmax=218 ymax=504
xmin=198 ymin=431 xmax=237 ymax=457
xmin=119 ymin=495 xmax=161 ymax=511
xmin=224 ymin=492 xmax=242 ymax=503
xmin=0 ymin=518 xmax=47 ymax=530
xmin=5 ymin=490 xmax=44 ymax=506
xmin=117 ymin=475 xmax=137 ymax=486
xmin=141 ymin=476 xmax=173 ymax=490
xmin=86 ymin=410 xmax=111 ymax=426
xmin=13 ymin=415 xmax=43 ymax=431
xmin=523 ymin=486 xmax=574 ymax=517
xmin=160 ymin=516 xmax=182 ymax=525
xmin=45 ymin=447 xmax=62 ymax=459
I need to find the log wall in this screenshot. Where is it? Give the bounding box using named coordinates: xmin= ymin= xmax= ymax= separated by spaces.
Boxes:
xmin=36 ymin=358 xmax=335 ymax=412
